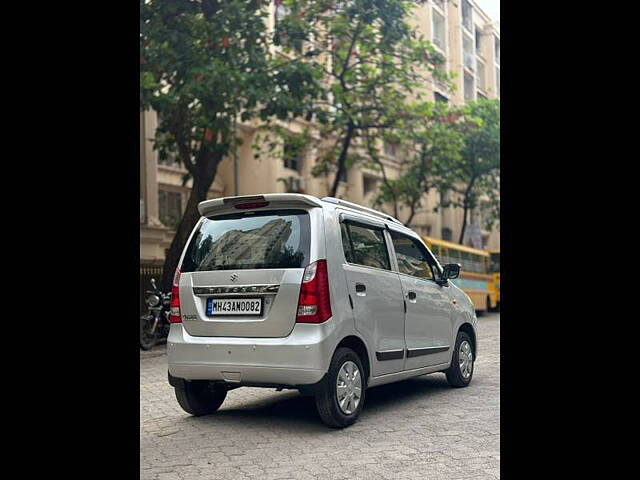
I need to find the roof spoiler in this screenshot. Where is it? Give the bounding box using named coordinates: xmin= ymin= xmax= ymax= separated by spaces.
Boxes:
xmin=198 ymin=193 xmax=323 ymax=217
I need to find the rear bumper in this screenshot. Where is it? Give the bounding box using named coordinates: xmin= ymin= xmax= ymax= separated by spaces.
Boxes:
xmin=167 ymin=321 xmax=336 ymax=387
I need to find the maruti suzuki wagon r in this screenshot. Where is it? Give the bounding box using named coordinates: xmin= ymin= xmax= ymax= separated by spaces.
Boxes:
xmin=167 ymin=193 xmax=478 ymax=428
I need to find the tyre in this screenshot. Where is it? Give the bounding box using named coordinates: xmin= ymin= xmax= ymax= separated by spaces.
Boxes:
xmin=477 ymin=296 xmax=491 ymax=317
xmin=315 ymin=347 xmax=366 ymax=428
xmin=488 ymin=296 xmax=497 ymax=312
xmin=174 ymin=381 xmax=228 ymax=416
xmin=140 ymin=314 xmax=158 ymax=350
xmin=445 ymin=331 xmax=475 ymax=387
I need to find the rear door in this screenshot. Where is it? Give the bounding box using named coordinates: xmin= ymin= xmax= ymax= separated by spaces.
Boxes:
xmin=339 ymin=216 xmax=406 ymax=376
xmin=388 ymin=230 xmax=453 ymax=369
xmin=178 ymin=208 xmax=313 ymax=338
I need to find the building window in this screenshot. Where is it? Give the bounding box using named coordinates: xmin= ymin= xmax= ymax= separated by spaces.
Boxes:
xmin=363 ymin=175 xmax=377 ymax=195
xmin=434 ymin=59 xmax=448 ymax=91
xmin=283 ymin=141 xmax=302 ymax=172
xmin=464 ymin=72 xmax=474 ymax=102
xmin=158 ymin=150 xmax=180 ymax=168
xmin=477 ymin=60 xmax=485 ymax=91
xmin=461 ymin=0 xmax=472 ymax=32
xmin=475 ymin=27 xmax=482 ymax=54
xmin=274 ymin=0 xmax=289 ymax=25
xmin=495 ymin=36 xmax=500 ymax=64
xmin=413 ymin=224 xmax=433 ymax=236
xmin=496 ymin=66 xmax=500 ymax=96
xmin=159 ymin=190 xmax=182 ymax=229
xmin=442 ymin=227 xmax=453 ymax=241
xmin=463 ymin=35 xmax=474 ymax=71
xmin=433 ymin=0 xmax=446 ymax=10
xmin=432 ymin=10 xmax=446 ymax=50
xmin=383 ymin=141 xmax=399 ymax=157
xmin=434 ymin=92 xmax=448 ymax=103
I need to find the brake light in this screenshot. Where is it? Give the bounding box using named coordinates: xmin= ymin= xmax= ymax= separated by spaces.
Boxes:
xmin=234 ymin=201 xmax=270 ymax=209
xmin=296 ymin=260 xmax=332 ymax=323
xmin=169 ymin=268 xmax=182 ymax=323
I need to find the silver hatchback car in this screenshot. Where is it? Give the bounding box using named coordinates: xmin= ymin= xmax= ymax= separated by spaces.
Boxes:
xmin=167 ymin=193 xmax=478 ymax=428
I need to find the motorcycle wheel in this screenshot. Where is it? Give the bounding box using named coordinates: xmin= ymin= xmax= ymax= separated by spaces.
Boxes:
xmin=140 ymin=314 xmax=158 ymax=350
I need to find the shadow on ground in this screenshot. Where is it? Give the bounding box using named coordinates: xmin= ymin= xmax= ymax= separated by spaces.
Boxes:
xmin=183 ymin=374 xmax=453 ymax=430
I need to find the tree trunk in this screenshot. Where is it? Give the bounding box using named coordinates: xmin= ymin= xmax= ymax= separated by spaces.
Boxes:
xmin=160 ymin=149 xmax=225 ymax=292
xmin=458 ymin=202 xmax=469 ymax=245
xmin=365 ymin=135 xmax=398 ymax=218
xmin=329 ymin=122 xmax=355 ymax=197
xmin=404 ymin=153 xmax=429 ymax=227
xmin=458 ymin=177 xmax=476 ymax=245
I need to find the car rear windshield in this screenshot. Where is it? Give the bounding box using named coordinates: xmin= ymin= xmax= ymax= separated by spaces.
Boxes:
xmin=181 ymin=209 xmax=311 ymax=272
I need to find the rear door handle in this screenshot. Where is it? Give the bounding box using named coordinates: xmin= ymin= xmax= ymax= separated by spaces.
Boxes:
xmin=355 ymin=283 xmax=366 ymax=296
xmin=407 ymin=291 xmax=417 ymax=302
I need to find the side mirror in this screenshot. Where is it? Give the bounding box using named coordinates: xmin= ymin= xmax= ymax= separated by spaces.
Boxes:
xmin=442 ymin=263 xmax=461 ymax=280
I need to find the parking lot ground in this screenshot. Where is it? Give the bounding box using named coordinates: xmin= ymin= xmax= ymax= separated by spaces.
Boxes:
xmin=141 ymin=313 xmax=500 ymax=480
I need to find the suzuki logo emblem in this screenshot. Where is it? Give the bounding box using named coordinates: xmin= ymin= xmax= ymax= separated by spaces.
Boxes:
xmin=230 ymin=273 xmax=238 ymax=282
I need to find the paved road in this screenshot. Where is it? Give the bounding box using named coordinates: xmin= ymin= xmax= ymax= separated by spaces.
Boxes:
xmin=141 ymin=313 xmax=500 ymax=480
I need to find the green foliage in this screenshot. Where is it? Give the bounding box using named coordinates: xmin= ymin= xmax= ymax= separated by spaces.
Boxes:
xmin=437 ymin=98 xmax=500 ymax=240
xmin=269 ymin=0 xmax=454 ymax=195
xmin=368 ymin=101 xmax=471 ymax=224
xmin=140 ymin=0 xmax=323 ymax=291
xmin=252 ymin=125 xmax=312 ymax=164
xmin=140 ymin=0 xmax=321 ymax=176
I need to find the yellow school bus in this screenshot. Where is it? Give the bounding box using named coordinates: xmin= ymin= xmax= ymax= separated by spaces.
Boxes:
xmin=423 ymin=236 xmax=497 ymax=315
xmin=487 ymin=249 xmax=500 ymax=310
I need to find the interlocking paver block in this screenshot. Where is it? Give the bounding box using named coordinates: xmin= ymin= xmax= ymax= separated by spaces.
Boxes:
xmin=141 ymin=314 xmax=500 ymax=479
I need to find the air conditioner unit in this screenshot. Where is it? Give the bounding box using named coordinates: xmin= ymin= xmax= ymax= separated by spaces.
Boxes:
xmin=291 ymin=176 xmax=306 ymax=192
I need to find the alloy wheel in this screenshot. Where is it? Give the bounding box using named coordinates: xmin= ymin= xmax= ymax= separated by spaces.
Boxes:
xmin=336 ymin=361 xmax=362 ymax=415
xmin=459 ymin=340 xmax=473 ymax=379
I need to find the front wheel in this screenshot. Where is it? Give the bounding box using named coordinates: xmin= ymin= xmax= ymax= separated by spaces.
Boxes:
xmin=140 ymin=314 xmax=158 ymax=350
xmin=315 ymin=347 xmax=366 ymax=428
xmin=174 ymin=381 xmax=227 ymax=416
xmin=445 ymin=331 xmax=475 ymax=387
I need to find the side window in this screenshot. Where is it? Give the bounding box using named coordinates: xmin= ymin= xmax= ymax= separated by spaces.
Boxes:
xmin=341 ymin=222 xmax=390 ymax=270
xmin=390 ymin=231 xmax=435 ymax=280
xmin=340 ymin=222 xmax=354 ymax=263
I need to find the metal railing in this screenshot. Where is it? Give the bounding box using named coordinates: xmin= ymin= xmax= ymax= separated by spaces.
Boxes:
xmin=140 ymin=264 xmax=163 ymax=314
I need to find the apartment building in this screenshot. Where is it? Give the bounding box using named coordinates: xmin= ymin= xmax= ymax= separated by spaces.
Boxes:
xmin=140 ymin=0 xmax=500 ymax=264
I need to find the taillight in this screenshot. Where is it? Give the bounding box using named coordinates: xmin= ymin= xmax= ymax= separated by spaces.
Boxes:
xmin=169 ymin=268 xmax=182 ymax=323
xmin=296 ymin=260 xmax=332 ymax=324
xmin=234 ymin=201 xmax=270 ymax=209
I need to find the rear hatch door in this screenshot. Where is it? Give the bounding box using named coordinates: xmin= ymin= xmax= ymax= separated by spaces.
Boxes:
xmin=179 ymin=206 xmax=313 ymax=338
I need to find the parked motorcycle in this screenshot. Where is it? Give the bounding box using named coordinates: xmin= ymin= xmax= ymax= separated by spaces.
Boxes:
xmin=140 ymin=278 xmax=171 ymax=350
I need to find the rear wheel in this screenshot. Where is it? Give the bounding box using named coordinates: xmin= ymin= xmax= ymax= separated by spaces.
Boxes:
xmin=445 ymin=331 xmax=475 ymax=387
xmin=315 ymin=347 xmax=365 ymax=428
xmin=174 ymin=381 xmax=227 ymax=416
xmin=140 ymin=314 xmax=158 ymax=350
xmin=476 ymin=296 xmax=490 ymax=317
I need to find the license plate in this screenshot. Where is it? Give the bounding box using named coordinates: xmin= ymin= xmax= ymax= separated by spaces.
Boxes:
xmin=206 ymin=298 xmax=263 ymax=316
